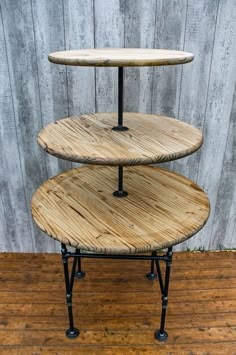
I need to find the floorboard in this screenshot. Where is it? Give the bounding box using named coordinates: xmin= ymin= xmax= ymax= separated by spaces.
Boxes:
xmin=0 ymin=251 xmax=235 ymax=354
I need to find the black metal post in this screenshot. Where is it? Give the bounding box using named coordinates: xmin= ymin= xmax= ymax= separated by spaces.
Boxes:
xmin=61 ymin=243 xmax=79 ymax=339
xmin=155 ymin=247 xmax=173 ymax=342
xmin=113 ymin=166 xmax=128 ymax=197
xmin=112 ymin=67 xmax=128 ymax=131
xmin=155 ymin=258 xmax=164 ymax=295
xmin=75 ymin=248 xmax=86 ymax=279
xmin=146 ymin=251 xmax=157 ymax=280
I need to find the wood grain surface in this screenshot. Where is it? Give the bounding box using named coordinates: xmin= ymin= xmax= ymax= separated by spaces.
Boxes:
xmin=31 ymin=166 xmax=210 ymax=254
xmin=38 ymin=112 xmax=203 ymax=166
xmin=0 ymin=251 xmax=235 ymax=353
xmin=48 ymin=48 xmax=194 ymax=67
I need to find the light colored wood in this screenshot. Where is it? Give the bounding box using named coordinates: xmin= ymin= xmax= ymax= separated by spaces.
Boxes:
xmin=1 ymin=0 xmax=50 ymax=252
xmin=195 ymin=0 xmax=236 ymax=250
xmin=32 ymin=166 xmax=209 ymax=254
xmin=172 ymin=0 xmax=219 ymax=180
xmin=152 ymin=0 xmax=187 ymax=120
xmin=38 ymin=112 xmax=203 ymax=166
xmin=48 ymin=48 xmax=194 ymax=67
xmin=172 ymin=0 xmax=219 ymax=252
xmin=31 ymin=0 xmax=72 ymax=179
xmin=94 ymin=0 xmax=124 ymax=112
xmin=63 ymin=0 xmax=95 ymax=117
xmin=0 ymin=15 xmax=30 ymax=252
xmin=124 ymin=0 xmax=156 ymax=113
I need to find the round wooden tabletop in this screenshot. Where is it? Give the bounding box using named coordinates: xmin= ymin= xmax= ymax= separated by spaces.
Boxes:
xmin=38 ymin=112 xmax=203 ymax=166
xmin=32 ymin=166 xmax=210 ymax=254
xmin=48 ymin=48 xmax=194 ymax=67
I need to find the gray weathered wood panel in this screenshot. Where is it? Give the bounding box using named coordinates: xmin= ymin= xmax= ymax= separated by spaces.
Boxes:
xmin=0 ymin=8 xmax=32 ymax=252
xmin=94 ymin=0 xmax=124 ymax=113
xmin=195 ymin=0 xmax=236 ymax=250
xmin=124 ymin=0 xmax=156 ymax=113
xmin=0 ymin=0 xmax=235 ymax=252
xmin=31 ymin=0 xmax=72 ymax=178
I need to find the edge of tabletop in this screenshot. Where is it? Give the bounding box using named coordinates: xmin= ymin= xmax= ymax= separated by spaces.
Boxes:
xmin=48 ymin=49 xmax=194 ymax=67
xmin=37 ymin=112 xmax=203 ymax=166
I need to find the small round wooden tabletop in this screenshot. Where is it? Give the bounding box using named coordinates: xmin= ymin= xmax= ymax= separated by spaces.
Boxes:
xmin=48 ymin=48 xmax=194 ymax=67
xmin=38 ymin=112 xmax=203 ymax=166
xmin=32 ymin=166 xmax=210 ymax=254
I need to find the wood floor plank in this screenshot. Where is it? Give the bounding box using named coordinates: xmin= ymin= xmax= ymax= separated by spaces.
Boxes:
xmin=1 ymin=277 xmax=236 ymax=293
xmin=15 ymin=343 xmax=236 ymax=355
xmin=0 ymin=300 xmax=235 ymax=317
xmin=1 ymin=313 xmax=236 ymax=332
xmin=0 ymin=251 xmax=235 ymax=353
xmin=0 ymin=349 xmax=18 ymax=355
xmin=20 ymin=327 xmax=236 ymax=346
xmin=0 ymin=250 xmax=234 ymax=262
xmin=0 ymin=257 xmax=234 ymax=272
xmin=0 ymin=267 xmax=235 ymax=282
xmin=0 ymin=330 xmax=22 ymax=345
xmin=24 ymin=313 xmax=236 ymax=330
xmin=0 ymin=288 xmax=235 ymax=304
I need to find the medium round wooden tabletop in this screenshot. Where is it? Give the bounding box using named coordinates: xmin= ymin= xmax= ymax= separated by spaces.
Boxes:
xmin=32 ymin=166 xmax=210 ymax=254
xmin=48 ymin=48 xmax=194 ymax=67
xmin=38 ymin=112 xmax=203 ymax=166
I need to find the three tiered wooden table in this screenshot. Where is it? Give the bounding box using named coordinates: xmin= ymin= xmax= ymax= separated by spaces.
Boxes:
xmin=32 ymin=49 xmax=210 ymax=341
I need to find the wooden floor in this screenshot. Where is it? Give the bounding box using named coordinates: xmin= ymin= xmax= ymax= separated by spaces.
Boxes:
xmin=0 ymin=251 xmax=235 ymax=354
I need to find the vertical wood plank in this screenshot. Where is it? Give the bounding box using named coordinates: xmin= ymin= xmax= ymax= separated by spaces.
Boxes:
xmin=171 ymin=0 xmax=219 ymax=181
xmin=0 ymin=196 xmax=8 ymax=251
xmin=194 ymin=0 xmax=236 ymax=249
xmin=151 ymin=0 xmax=188 ymax=174
xmin=211 ymin=84 xmax=236 ymax=249
xmin=171 ymin=0 xmax=220 ymax=251
xmin=152 ymin=0 xmax=187 ymax=118
xmin=31 ymin=0 xmax=71 ymax=178
xmin=63 ymin=0 xmax=95 ymax=175
xmin=0 ymin=7 xmax=32 ymax=252
xmin=63 ymin=0 xmax=95 ymax=116
xmin=124 ymin=0 xmax=156 ymax=113
xmin=94 ymin=0 xmax=124 ymax=113
xmin=1 ymin=0 xmax=55 ymax=252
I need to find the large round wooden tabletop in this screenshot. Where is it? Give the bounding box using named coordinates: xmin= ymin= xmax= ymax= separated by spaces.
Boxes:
xmin=32 ymin=166 xmax=210 ymax=254
xmin=48 ymin=48 xmax=194 ymax=67
xmin=38 ymin=113 xmax=203 ymax=166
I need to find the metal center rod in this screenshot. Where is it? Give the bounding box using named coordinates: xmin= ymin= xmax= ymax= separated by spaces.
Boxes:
xmin=118 ymin=165 xmax=123 ymax=191
xmin=112 ymin=67 xmax=128 ymax=131
xmin=118 ymin=67 xmax=123 ymax=127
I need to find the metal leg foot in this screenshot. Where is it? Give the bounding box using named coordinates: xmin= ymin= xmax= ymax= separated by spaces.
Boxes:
xmin=75 ymin=249 xmax=86 ymax=279
xmin=75 ymin=271 xmax=86 ymax=279
xmin=146 ymin=272 xmax=157 ymax=280
xmin=146 ymin=251 xmax=157 ymax=280
xmin=154 ymin=330 xmax=168 ymax=342
xmin=66 ymin=328 xmax=80 ymax=339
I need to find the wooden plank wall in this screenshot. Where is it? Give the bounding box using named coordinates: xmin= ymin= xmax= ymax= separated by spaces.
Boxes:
xmin=0 ymin=0 xmax=235 ymax=252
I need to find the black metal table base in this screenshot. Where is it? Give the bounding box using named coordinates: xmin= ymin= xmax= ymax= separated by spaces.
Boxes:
xmin=61 ymin=243 xmax=173 ymax=341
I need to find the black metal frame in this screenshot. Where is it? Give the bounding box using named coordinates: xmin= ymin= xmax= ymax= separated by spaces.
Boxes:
xmin=60 ymin=67 xmax=173 ymax=341
xmin=61 ymin=243 xmax=173 ymax=341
